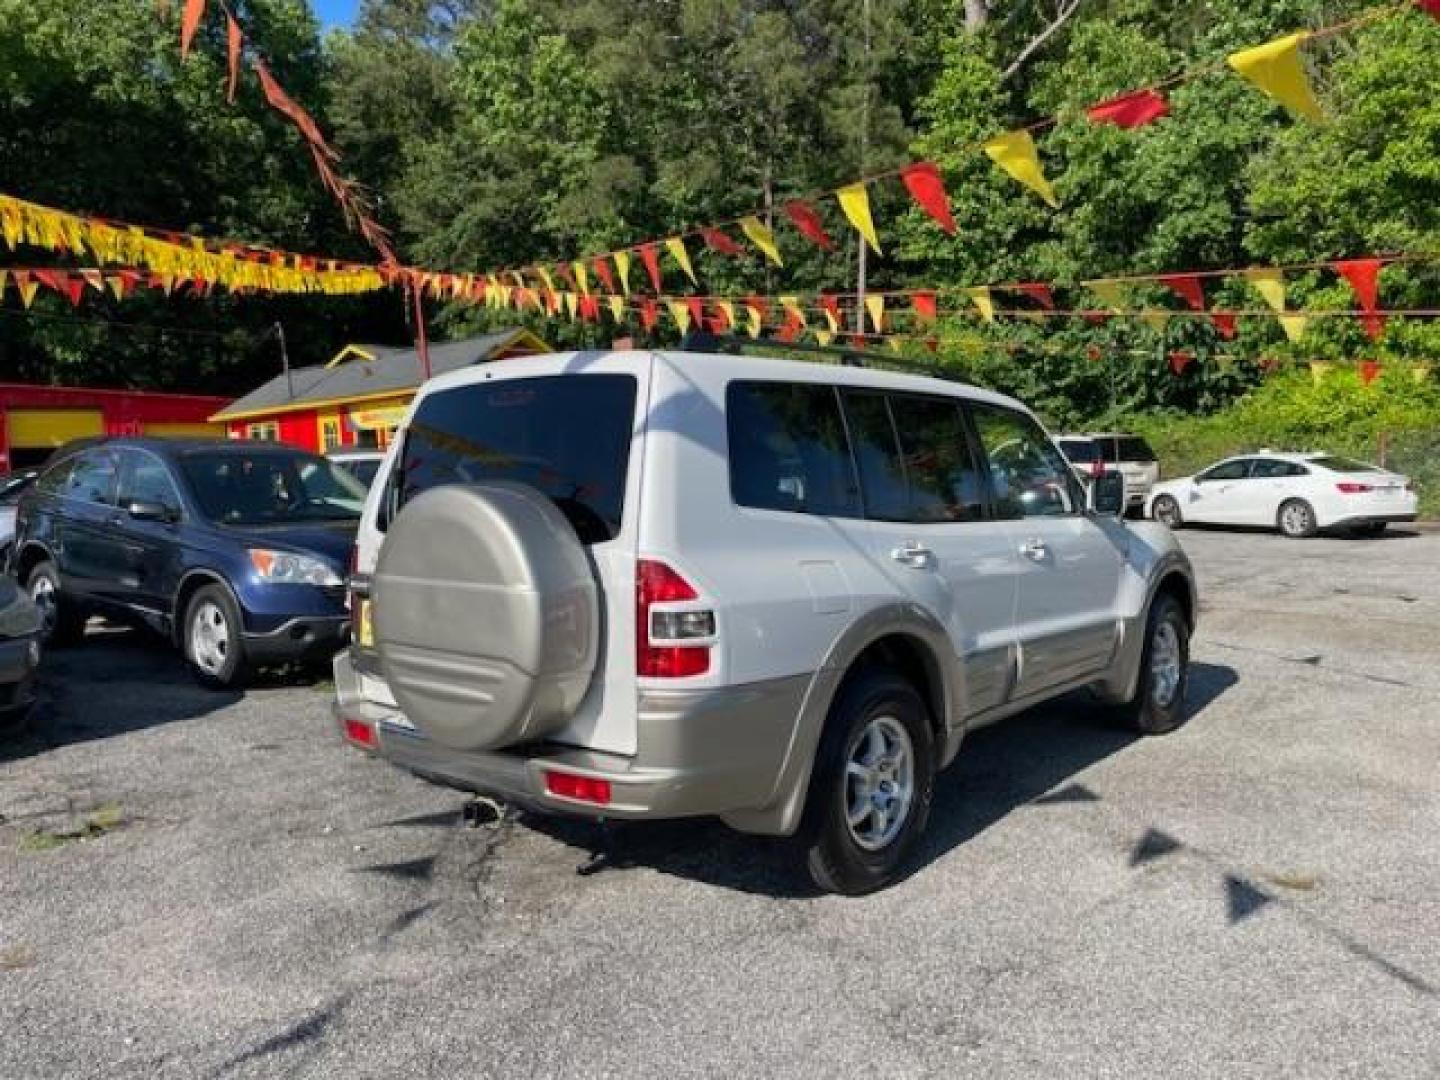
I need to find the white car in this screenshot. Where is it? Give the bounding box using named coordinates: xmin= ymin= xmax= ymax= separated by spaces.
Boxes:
xmin=334 ymin=349 xmax=1197 ymax=894
xmin=1146 ymin=452 xmax=1418 ymax=537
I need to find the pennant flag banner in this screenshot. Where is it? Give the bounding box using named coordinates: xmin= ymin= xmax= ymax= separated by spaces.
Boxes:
xmin=226 ymin=14 xmax=243 ymax=104
xmin=780 ymin=295 xmax=808 ymax=328
xmin=1087 ymin=280 xmax=1131 ymax=313
xmin=718 ymin=300 xmax=735 ymax=330
xmin=665 ymin=237 xmax=697 ymax=286
xmin=591 ymin=257 xmax=616 ymax=294
xmin=899 ymin=162 xmax=956 ymax=235
xmin=1014 ymin=283 xmax=1055 ymax=309
xmin=700 ymin=227 xmax=743 ymax=256
xmin=836 ymin=184 xmax=881 ymax=254
xmin=965 ymin=286 xmax=995 ymax=323
xmin=1211 ymin=310 xmax=1239 ymax=340
xmin=640 ymin=297 xmax=659 ymax=331
xmin=865 ymin=294 xmax=885 ymax=333
xmin=1243 ymin=269 xmax=1287 ymax=312
xmin=739 ymin=216 xmax=784 ymax=267
xmin=1278 ymin=314 xmax=1310 ymax=342
xmin=180 ymin=0 xmax=206 ymax=60
xmin=1168 ymin=351 xmax=1195 ymax=375
xmin=784 ymin=200 xmax=835 ymax=251
xmin=912 ymin=290 xmax=938 ymax=322
xmin=1157 ymin=274 xmax=1205 ymax=311
xmin=668 ymin=298 xmax=691 ymax=335
xmin=1227 ymin=33 xmax=1324 ymax=122
xmin=572 ymin=260 xmax=590 ymax=296
xmin=821 ymin=293 xmax=841 ymax=333
xmin=745 ymin=301 xmax=763 ymax=338
xmin=639 ymin=244 xmax=664 ymax=292
xmin=1359 ymin=360 xmax=1381 ymax=386
xmin=983 ymin=130 xmax=1060 ymax=209
xmin=1087 ymin=89 xmax=1170 ymax=129
xmin=613 ymin=250 xmax=632 ymax=295
xmin=608 ymin=295 xmax=625 ymax=322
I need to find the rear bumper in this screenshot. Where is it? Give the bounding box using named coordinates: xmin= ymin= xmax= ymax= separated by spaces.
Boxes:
xmin=332 ymin=650 xmax=808 ymax=829
xmin=1327 ymin=512 xmax=1418 ymax=528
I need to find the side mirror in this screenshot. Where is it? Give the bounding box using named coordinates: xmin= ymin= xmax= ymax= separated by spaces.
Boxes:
xmin=1088 ymin=471 xmax=1126 ymax=517
xmin=128 ymin=500 xmax=175 ymax=523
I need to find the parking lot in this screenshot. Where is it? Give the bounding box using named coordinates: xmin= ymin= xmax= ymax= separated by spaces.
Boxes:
xmin=2 ymin=526 xmax=1437 ymax=1079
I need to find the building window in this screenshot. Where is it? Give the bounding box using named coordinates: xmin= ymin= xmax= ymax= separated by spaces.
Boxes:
xmin=319 ymin=416 xmax=341 ymax=452
xmin=246 ymin=421 xmax=280 ymax=442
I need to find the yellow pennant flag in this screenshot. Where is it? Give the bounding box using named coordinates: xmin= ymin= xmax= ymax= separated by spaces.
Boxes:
xmin=1278 ymin=314 xmax=1309 ymax=342
xmin=0 ymin=269 xmax=7 ymax=296
xmin=668 ymin=298 xmax=692 ymax=334
xmin=780 ymin=295 xmax=808 ymax=327
xmin=509 ymin=271 xmax=526 ymax=288
xmin=613 ymin=250 xmax=632 ymax=296
xmin=746 ymin=304 xmax=763 ymax=338
xmin=1243 ymin=269 xmax=1287 ymax=312
xmin=1087 ymin=280 xmax=1131 ymax=313
xmin=563 ymin=291 xmax=578 ymax=319
xmin=983 ymin=129 xmax=1060 ymax=209
xmin=1309 ymin=360 xmax=1332 ymax=385
xmin=964 ymin=286 xmax=995 ymax=323
xmin=572 ymin=260 xmax=590 ymax=296
xmin=16 ymin=274 xmax=40 ymax=308
xmin=1140 ymin=309 xmax=1170 ymax=335
xmin=815 ymin=329 xmax=835 ymax=347
xmin=823 ymin=307 xmax=839 ymax=334
xmin=836 ymin=183 xmax=881 ymax=254
xmin=887 ymin=338 xmax=903 ymax=354
xmin=1227 ymin=33 xmax=1323 ymax=122
xmin=718 ymin=299 xmax=735 ymax=331
xmin=537 ymin=266 xmax=555 ymax=293
xmin=608 ymin=295 xmax=626 ymax=322
xmin=665 ymin=237 xmax=697 ymax=285
xmin=865 ymin=294 xmax=885 ymax=333
xmin=739 ymin=216 xmax=783 ymax=267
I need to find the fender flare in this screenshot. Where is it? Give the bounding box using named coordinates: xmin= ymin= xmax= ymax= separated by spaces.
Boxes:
xmin=171 ymin=568 xmax=240 ymax=644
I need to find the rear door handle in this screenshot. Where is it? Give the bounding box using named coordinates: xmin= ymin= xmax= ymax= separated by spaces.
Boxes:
xmin=1018 ymin=537 xmax=1048 ymax=561
xmin=890 ymin=541 xmax=934 ymax=569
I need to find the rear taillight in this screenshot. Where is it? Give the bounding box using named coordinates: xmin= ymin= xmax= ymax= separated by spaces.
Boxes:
xmin=1336 ymin=482 xmax=1373 ymax=494
xmin=636 ymin=559 xmax=712 ymax=678
xmin=342 ymin=717 xmax=376 ymax=750
xmin=544 ymin=770 xmax=612 ymax=805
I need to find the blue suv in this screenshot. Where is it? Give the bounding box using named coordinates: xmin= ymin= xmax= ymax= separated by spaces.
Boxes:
xmin=9 ymin=438 xmax=364 ymax=688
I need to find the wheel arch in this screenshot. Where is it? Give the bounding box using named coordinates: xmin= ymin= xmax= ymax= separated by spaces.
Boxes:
xmin=16 ymin=541 xmax=56 ymax=585
xmin=172 ymin=569 xmax=238 ymax=645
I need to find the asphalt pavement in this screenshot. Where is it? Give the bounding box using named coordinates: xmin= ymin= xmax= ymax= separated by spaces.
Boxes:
xmin=1 ymin=525 xmax=1437 ymax=1078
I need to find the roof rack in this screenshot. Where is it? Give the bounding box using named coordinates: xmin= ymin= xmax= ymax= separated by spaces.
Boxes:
xmin=678 ymin=331 xmax=970 ymax=383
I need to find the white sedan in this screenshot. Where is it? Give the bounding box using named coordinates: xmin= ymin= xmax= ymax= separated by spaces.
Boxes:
xmin=1146 ymin=453 xmax=1418 ymax=538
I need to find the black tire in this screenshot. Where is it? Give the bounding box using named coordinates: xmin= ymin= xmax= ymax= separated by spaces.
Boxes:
xmin=1115 ymin=594 xmax=1190 ymax=735
xmin=1152 ymin=495 xmax=1183 ymax=529
xmin=25 ymin=559 xmax=85 ymax=648
xmin=182 ymin=584 xmax=250 ymax=689
xmin=801 ymin=668 xmax=936 ymax=896
xmin=1278 ymin=498 xmax=1318 ymax=538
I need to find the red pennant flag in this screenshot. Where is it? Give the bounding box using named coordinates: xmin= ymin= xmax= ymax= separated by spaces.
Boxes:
xmin=1086 ymin=88 xmax=1170 ymax=129
xmin=555 ymin=263 xmax=576 ymax=289
xmin=686 ymin=297 xmax=704 ymax=331
xmin=180 ymin=0 xmax=206 ymax=60
xmin=1359 ymin=360 xmax=1381 ymax=385
xmin=591 ymin=256 xmax=616 ymax=294
xmin=847 ymin=334 xmax=867 ymax=350
xmin=1080 ymin=310 xmax=1112 ymax=326
xmin=1210 ymin=310 xmax=1238 ymax=339
xmin=639 ymin=298 xmax=659 ymax=331
xmin=1168 ymin=350 xmax=1195 ymax=375
xmin=1157 ymin=274 xmax=1206 ymax=311
xmin=1014 ymin=283 xmax=1054 ymax=309
xmin=1332 ymin=258 xmax=1382 ymax=312
xmin=899 ymin=162 xmax=956 ymax=235
xmin=79 ymin=269 xmax=105 ymax=293
xmin=783 ymin=200 xmax=836 ymax=251
xmin=711 ymin=302 xmax=732 ymax=331
xmin=225 ymin=13 xmax=243 ymax=104
xmin=705 ymin=314 xmax=727 ymax=334
xmin=638 ymin=244 xmax=662 ymax=292
xmin=1361 ymin=312 xmax=1387 ymax=341
xmin=699 ymin=227 xmax=743 ymax=256
xmin=774 ymin=319 xmax=800 ymax=344
xmin=1420 ymin=0 xmax=1440 ymax=18
xmin=912 ymin=290 xmax=938 ymax=322
xmin=821 ymin=293 xmax=842 ymax=327
xmin=579 ymin=295 xmax=600 ymax=322
xmin=33 ymin=270 xmax=64 ymax=295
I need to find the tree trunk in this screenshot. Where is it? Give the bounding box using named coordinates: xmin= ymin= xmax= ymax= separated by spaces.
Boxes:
xmin=964 ymin=0 xmax=988 ymax=31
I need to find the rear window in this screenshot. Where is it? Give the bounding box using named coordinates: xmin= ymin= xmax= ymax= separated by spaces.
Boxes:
xmin=1057 ymin=438 xmax=1100 ymax=463
xmin=1108 ymin=436 xmax=1157 ymax=462
xmin=1311 ymin=456 xmax=1375 ymax=473
xmin=395 ymin=375 xmax=636 ymax=544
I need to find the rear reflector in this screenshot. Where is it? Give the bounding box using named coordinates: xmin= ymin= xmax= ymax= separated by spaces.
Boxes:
xmin=342 ymin=717 xmax=376 ymax=749
xmin=544 ymin=770 xmax=612 ymax=805
xmin=1336 ymin=482 xmax=1373 ymax=494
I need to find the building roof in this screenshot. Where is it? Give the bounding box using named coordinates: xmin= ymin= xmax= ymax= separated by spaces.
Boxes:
xmin=211 ymin=328 xmax=549 ymax=421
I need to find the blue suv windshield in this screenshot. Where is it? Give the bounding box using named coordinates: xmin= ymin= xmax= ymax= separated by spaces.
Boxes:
xmin=180 ymin=451 xmax=366 ymax=525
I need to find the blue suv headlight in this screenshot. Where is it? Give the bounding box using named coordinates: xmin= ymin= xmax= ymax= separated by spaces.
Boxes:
xmin=248 ymin=549 xmax=343 ymax=587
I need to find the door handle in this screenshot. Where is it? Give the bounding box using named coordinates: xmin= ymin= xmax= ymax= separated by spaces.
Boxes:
xmin=1018 ymin=537 xmax=1048 ymax=561
xmin=890 ymin=541 xmax=933 ymax=569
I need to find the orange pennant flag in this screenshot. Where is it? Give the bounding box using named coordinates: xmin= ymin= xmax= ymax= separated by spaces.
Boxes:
xmin=226 ymin=13 xmax=243 ymax=104
xmin=180 ymin=0 xmax=207 ymax=60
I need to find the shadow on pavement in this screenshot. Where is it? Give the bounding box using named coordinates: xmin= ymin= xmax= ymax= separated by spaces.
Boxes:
xmin=521 ymin=661 xmax=1240 ymax=898
xmin=0 ymin=622 xmax=243 ymax=761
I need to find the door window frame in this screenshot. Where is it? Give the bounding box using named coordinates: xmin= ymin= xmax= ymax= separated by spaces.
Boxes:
xmin=961 ymin=401 xmax=1086 ymax=521
xmin=115 ymin=447 xmax=186 ymax=519
xmin=61 ymin=449 xmax=121 ymax=507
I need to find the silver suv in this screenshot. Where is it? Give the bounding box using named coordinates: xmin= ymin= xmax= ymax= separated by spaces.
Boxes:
xmin=335 ymin=351 xmax=1196 ymax=894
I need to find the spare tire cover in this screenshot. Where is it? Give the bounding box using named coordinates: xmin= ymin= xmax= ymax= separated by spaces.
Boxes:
xmin=372 ymin=481 xmax=598 ymax=751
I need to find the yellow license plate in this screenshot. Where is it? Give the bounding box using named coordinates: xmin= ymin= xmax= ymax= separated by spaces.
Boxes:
xmin=357 ymin=599 xmax=374 ymax=648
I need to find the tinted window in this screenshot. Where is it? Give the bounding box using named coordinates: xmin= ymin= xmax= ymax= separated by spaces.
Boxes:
xmin=180 ymin=451 xmax=365 ymax=525
xmin=889 ymin=395 xmax=986 ymax=522
xmin=1311 ymin=456 xmax=1375 ymax=473
xmin=1253 ymin=458 xmax=1308 ymax=479
xmin=840 ymin=391 xmax=911 ymax=522
xmin=727 ymin=382 xmax=859 ymax=518
xmin=396 ymin=375 xmax=636 ymax=544
xmin=340 ymin=458 xmax=382 ymax=488
xmin=35 ymin=458 xmax=75 ymax=496
xmin=970 ymin=404 xmax=1079 ymax=518
xmin=117 ymin=451 xmax=182 ymax=510
xmin=1106 ymin=436 xmax=1157 ymax=462
xmin=0 ymin=472 xmax=37 ymax=506
xmin=1198 ymin=459 xmax=1252 ymax=481
xmin=64 ymin=451 xmax=119 ymax=505
xmin=1057 ymin=438 xmax=1100 ymax=464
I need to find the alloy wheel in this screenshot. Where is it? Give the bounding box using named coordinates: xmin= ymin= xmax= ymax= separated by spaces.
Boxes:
xmin=843 ymin=714 xmax=916 ymax=852
xmin=1149 ymin=620 xmax=1183 ymax=709
xmin=190 ymin=600 xmax=230 ymax=676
